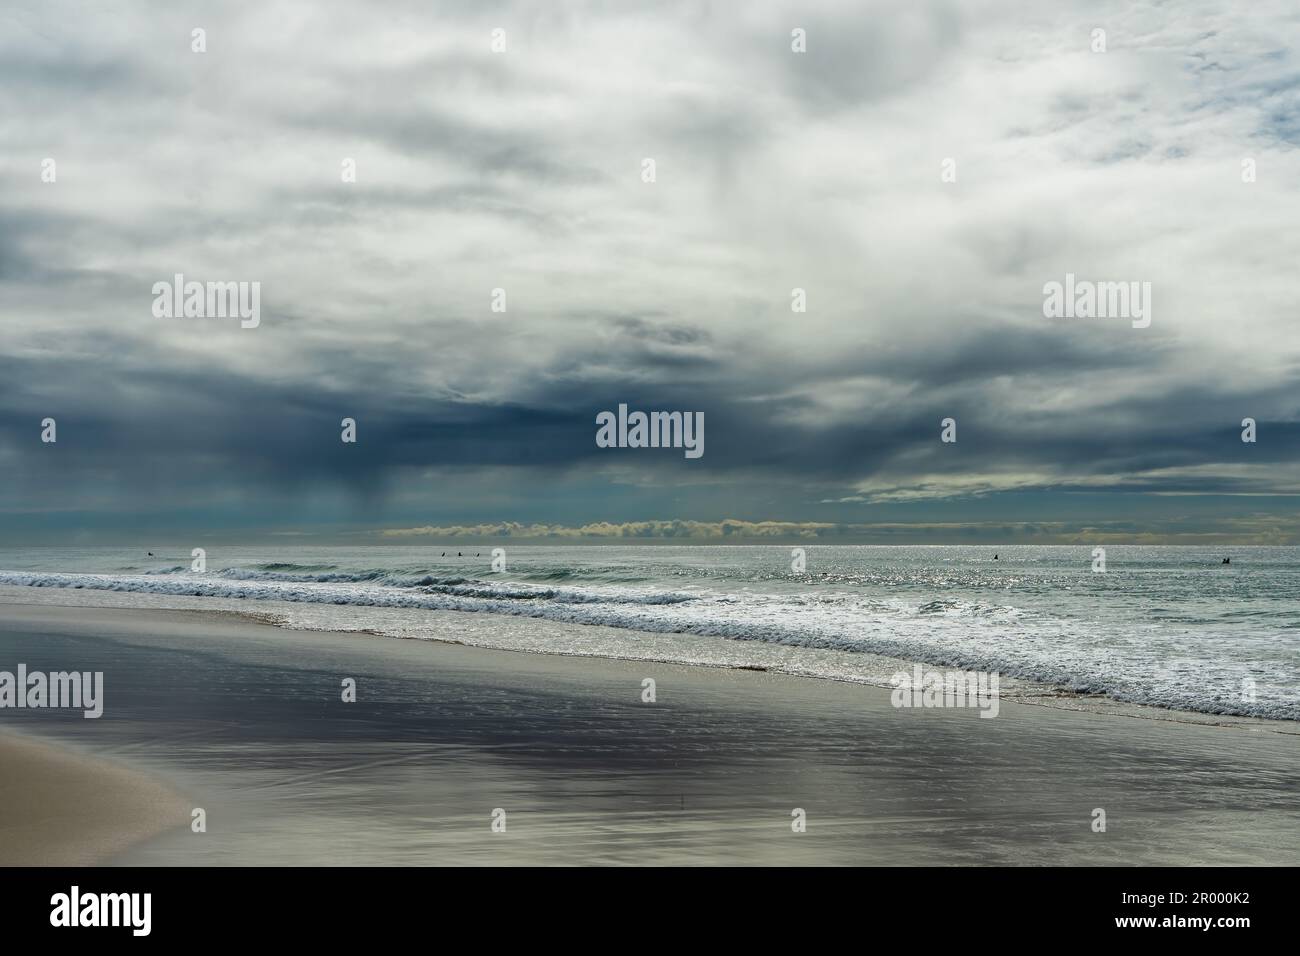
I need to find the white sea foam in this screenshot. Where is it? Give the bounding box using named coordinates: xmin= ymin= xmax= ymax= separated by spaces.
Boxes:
xmin=1 ymin=560 xmax=1296 ymax=721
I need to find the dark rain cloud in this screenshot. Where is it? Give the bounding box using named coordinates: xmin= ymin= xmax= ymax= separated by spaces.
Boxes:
xmin=1 ymin=0 xmax=1298 ymax=538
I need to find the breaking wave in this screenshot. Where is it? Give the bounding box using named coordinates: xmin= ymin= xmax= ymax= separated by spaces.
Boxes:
xmin=0 ymin=567 xmax=1295 ymax=721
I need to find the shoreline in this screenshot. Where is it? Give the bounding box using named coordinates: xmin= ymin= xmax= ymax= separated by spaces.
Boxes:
xmin=4 ymin=568 xmax=1295 ymax=723
xmin=0 ymin=585 xmax=1292 ymax=734
xmin=144 ymin=606 xmax=1300 ymax=735
xmin=0 ymin=600 xmax=1297 ymax=864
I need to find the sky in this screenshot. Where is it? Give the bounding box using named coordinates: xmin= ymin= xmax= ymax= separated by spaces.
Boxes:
xmin=1 ymin=0 xmax=1299 ymax=545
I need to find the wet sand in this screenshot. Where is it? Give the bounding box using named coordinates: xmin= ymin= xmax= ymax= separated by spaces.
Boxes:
xmin=0 ymin=601 xmax=1296 ymax=865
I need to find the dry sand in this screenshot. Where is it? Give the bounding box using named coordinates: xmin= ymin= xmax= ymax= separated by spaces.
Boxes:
xmin=0 ymin=730 xmax=189 ymax=865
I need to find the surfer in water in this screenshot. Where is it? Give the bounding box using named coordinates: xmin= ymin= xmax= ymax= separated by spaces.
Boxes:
xmin=1222 ymin=557 xmax=1230 ymax=565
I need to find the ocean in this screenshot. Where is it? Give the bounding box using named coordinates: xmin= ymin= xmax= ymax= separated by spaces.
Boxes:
xmin=1 ymin=544 xmax=1297 ymax=720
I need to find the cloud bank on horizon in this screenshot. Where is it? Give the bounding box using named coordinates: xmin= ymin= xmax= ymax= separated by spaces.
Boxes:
xmin=1 ymin=0 xmax=1298 ymax=542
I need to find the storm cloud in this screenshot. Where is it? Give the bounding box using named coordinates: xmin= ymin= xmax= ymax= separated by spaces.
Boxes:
xmin=1 ymin=0 xmax=1298 ymax=542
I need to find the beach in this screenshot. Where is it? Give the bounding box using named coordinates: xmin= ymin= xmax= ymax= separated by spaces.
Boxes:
xmin=0 ymin=729 xmax=188 ymax=866
xmin=1 ymin=597 xmax=1296 ymax=866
